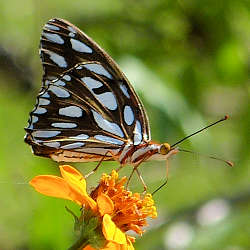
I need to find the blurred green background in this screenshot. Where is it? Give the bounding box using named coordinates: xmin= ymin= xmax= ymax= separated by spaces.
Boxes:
xmin=0 ymin=0 xmax=249 ymax=249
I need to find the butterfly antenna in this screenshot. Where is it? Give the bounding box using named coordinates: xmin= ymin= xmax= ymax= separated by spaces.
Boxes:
xmin=171 ymin=115 xmax=229 ymax=148
xmin=179 ymin=148 xmax=234 ymax=167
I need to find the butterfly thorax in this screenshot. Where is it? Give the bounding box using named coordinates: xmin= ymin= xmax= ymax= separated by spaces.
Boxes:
xmin=118 ymin=142 xmax=160 ymax=166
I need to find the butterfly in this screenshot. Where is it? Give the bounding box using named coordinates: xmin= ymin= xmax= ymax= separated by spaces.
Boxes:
xmin=25 ymin=18 xmax=179 ymax=172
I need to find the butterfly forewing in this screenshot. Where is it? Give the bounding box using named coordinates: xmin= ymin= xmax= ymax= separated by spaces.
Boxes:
xmin=25 ymin=18 xmax=151 ymax=161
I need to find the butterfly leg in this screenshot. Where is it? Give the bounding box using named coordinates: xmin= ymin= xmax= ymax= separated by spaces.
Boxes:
xmin=84 ymin=150 xmax=113 ymax=178
xmin=126 ymin=157 xmax=148 ymax=191
xmin=126 ymin=166 xmax=136 ymax=190
xmin=135 ymin=168 xmax=147 ymax=193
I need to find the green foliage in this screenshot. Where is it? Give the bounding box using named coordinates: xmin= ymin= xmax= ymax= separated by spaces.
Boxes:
xmin=0 ymin=0 xmax=249 ymax=249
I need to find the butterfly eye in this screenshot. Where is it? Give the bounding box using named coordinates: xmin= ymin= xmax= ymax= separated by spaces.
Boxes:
xmin=159 ymin=143 xmax=171 ymax=155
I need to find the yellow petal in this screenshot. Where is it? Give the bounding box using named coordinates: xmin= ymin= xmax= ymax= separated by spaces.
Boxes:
xmin=102 ymin=214 xmax=126 ymax=245
xmin=126 ymin=237 xmax=135 ymax=250
xmin=60 ymin=165 xmax=97 ymax=210
xmin=29 ymin=175 xmax=75 ymax=202
xmin=97 ymin=193 xmax=114 ymax=216
xmin=60 ymin=165 xmax=87 ymax=195
xmin=101 ymin=241 xmax=121 ymax=250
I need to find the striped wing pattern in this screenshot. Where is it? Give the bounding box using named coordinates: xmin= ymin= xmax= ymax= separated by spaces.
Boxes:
xmin=25 ymin=18 xmax=151 ymax=160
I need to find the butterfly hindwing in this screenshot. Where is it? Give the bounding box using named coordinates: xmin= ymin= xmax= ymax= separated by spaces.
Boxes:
xmin=25 ymin=18 xmax=151 ymax=160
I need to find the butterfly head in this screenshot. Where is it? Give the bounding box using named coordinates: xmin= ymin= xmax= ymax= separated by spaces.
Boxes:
xmin=154 ymin=142 xmax=179 ymax=161
xmin=159 ymin=143 xmax=171 ymax=155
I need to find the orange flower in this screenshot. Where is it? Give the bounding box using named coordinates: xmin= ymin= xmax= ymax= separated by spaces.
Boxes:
xmin=30 ymin=165 xmax=157 ymax=250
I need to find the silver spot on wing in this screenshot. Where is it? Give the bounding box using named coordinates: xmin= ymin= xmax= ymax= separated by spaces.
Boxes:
xmin=43 ymin=32 xmax=64 ymax=44
xmin=59 ymin=106 xmax=83 ymax=117
xmin=124 ymin=105 xmax=134 ymax=125
xmin=70 ymin=134 xmax=89 ymax=140
xmin=43 ymin=142 xmax=60 ymax=148
xmin=40 ymin=92 xmax=50 ymax=98
xmin=91 ymin=110 xmax=124 ymax=138
xmin=119 ymin=83 xmax=130 ymax=98
xmin=61 ymin=142 xmax=85 ymax=149
xmin=76 ymin=65 xmax=83 ymax=70
xmin=38 ymin=98 xmax=50 ymax=106
xmin=32 ymin=130 xmax=61 ymax=138
xmin=95 ymin=92 xmax=117 ymax=111
xmin=94 ymin=135 xmax=124 ymax=145
xmin=51 ymin=122 xmax=77 ymax=128
xmin=32 ymin=115 xmax=38 ymax=123
xmin=45 ymin=51 xmax=67 ymax=68
xmin=68 ymin=26 xmax=76 ymax=34
xmin=53 ymin=80 xmax=66 ymax=87
xmin=83 ymin=63 xmax=112 ymax=79
xmin=70 ymin=38 xmax=92 ymax=53
xmin=62 ymin=75 xmax=71 ymax=81
xmin=27 ymin=115 xmax=39 ymax=129
xmin=49 ymin=86 xmax=70 ymax=98
xmin=33 ymin=107 xmax=47 ymax=114
xmin=45 ymin=24 xmax=60 ymax=31
xmin=133 ymin=120 xmax=142 ymax=145
xmin=82 ymin=77 xmax=117 ymax=110
xmin=82 ymin=77 xmax=103 ymax=89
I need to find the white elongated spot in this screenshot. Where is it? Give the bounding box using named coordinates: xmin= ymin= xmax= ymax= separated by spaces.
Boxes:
xmin=62 ymin=75 xmax=71 ymax=81
xmin=45 ymin=24 xmax=60 ymax=31
xmin=91 ymin=110 xmax=124 ymax=137
xmin=51 ymin=122 xmax=77 ymax=128
xmin=70 ymin=134 xmax=89 ymax=140
xmin=43 ymin=32 xmax=64 ymax=44
xmin=95 ymin=92 xmax=117 ymax=110
xmin=61 ymin=142 xmax=85 ymax=149
xmin=40 ymin=92 xmax=50 ymax=98
xmin=33 ymin=107 xmax=47 ymax=114
xmin=31 ymin=116 xmax=38 ymax=123
xmin=38 ymin=98 xmax=50 ymax=106
xmin=82 ymin=77 xmax=103 ymax=90
xmin=76 ymin=65 xmax=83 ymax=70
xmin=124 ymin=105 xmax=134 ymax=125
xmin=83 ymin=63 xmax=112 ymax=79
xmin=27 ymin=115 xmax=39 ymax=129
xmin=46 ymin=51 xmax=67 ymax=68
xmin=49 ymin=86 xmax=70 ymax=98
xmin=54 ymin=80 xmax=66 ymax=87
xmin=82 ymin=77 xmax=117 ymax=110
xmin=119 ymin=83 xmax=130 ymax=98
xmin=43 ymin=142 xmax=60 ymax=148
xmin=70 ymin=38 xmax=92 ymax=53
xmin=59 ymin=106 xmax=83 ymax=117
xmin=68 ymin=26 xmax=76 ymax=34
xmin=32 ymin=130 xmax=61 ymax=138
xmin=133 ymin=120 xmax=142 ymax=145
xmin=94 ymin=135 xmax=124 ymax=145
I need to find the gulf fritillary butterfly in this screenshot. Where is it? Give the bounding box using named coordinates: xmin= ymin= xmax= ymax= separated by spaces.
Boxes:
xmin=25 ymin=18 xmax=231 ymax=180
